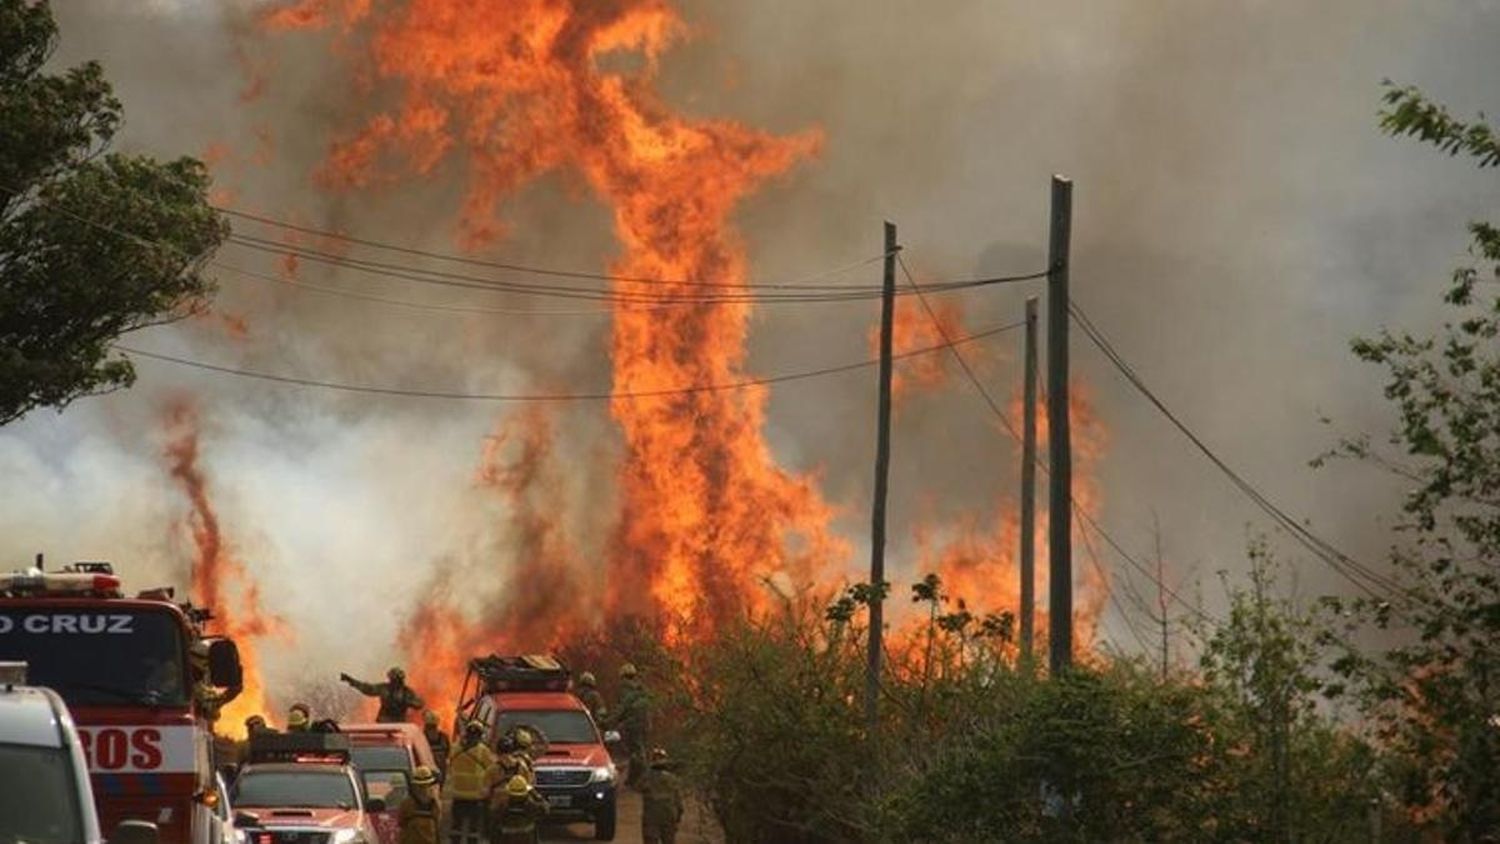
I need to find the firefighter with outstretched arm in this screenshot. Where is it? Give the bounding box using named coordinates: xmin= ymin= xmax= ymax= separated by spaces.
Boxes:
xmin=340 ymin=666 xmax=425 ymax=723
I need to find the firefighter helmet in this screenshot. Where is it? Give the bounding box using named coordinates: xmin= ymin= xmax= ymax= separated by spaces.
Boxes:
xmin=505 ymin=775 xmax=530 ymax=797
xmin=412 ymin=765 xmax=437 ymax=787
xmin=578 ymin=671 xmax=597 ymax=687
xmin=286 ymin=708 xmax=309 ymax=729
xmin=387 ymin=666 xmax=406 ymax=683
xmin=423 ymin=710 xmax=439 ymax=727
xmin=619 ymin=662 xmax=638 ymax=679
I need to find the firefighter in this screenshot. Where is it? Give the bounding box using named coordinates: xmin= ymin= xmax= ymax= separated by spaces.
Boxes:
xmin=575 ymin=671 xmax=607 ymax=721
xmin=398 ymin=765 xmax=443 ymax=844
xmin=341 ymin=667 xmax=425 ymax=723
xmin=190 ymin=641 xmax=240 ymax=725
xmin=286 ymin=703 xmax=312 ymax=733
xmin=423 ymin=710 xmax=451 ymax=776
xmin=489 ymin=774 xmax=549 ymax=844
xmin=605 ymin=663 xmax=650 ymax=787
xmin=445 ymin=720 xmax=498 ymax=844
xmin=496 ymin=735 xmax=533 ymax=786
xmin=245 ymin=714 xmax=270 ymax=735
xmin=640 ymin=748 xmax=685 ymax=844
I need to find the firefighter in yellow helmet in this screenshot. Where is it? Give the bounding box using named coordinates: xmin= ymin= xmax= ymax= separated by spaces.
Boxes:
xmin=490 ymin=774 xmax=549 ymax=844
xmin=398 ymin=765 xmax=443 ymax=844
xmin=575 ymin=671 xmax=606 ymax=721
xmin=423 ymin=710 xmax=451 ymax=776
xmin=286 ymin=703 xmax=312 ymax=733
xmin=443 ymin=720 xmax=497 ymax=844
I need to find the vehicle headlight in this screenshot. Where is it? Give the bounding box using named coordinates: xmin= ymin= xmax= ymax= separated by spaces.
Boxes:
xmin=231 ymin=832 xmax=248 ymax=844
xmin=331 ymin=830 xmax=361 ymax=844
xmin=589 ymin=763 xmax=616 ymax=784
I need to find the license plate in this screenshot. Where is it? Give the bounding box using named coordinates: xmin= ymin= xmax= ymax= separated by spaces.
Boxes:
xmin=549 ymin=795 xmax=572 ymax=808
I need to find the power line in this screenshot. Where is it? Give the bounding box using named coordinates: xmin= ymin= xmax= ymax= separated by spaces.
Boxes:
xmin=227 ymin=233 xmax=1048 ymax=305
xmin=895 ymin=255 xmax=1218 ymax=631
xmin=115 ymin=319 xmax=1025 ymax=403
xmin=221 ymin=204 xmax=1047 ymax=293
xmin=1067 ymin=298 xmax=1414 ymax=610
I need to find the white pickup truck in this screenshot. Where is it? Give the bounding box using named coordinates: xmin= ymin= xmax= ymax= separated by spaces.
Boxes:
xmin=0 ymin=661 xmax=105 ymax=843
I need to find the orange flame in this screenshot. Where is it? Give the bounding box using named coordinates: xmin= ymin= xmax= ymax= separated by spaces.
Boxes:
xmin=902 ymin=386 xmax=1110 ymax=660
xmin=259 ymin=0 xmax=846 ymax=651
xmin=162 ymin=400 xmax=281 ymax=737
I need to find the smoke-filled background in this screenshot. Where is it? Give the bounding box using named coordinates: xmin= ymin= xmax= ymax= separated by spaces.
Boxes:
xmin=3 ymin=0 xmax=1498 ymax=707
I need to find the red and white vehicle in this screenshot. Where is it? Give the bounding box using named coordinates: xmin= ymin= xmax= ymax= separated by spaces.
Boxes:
xmin=0 ymin=561 xmax=243 ymax=844
xmin=458 ymin=655 xmax=620 ymax=841
xmin=230 ymin=733 xmax=382 ymax=844
xmin=341 ymin=722 xmax=438 ymax=844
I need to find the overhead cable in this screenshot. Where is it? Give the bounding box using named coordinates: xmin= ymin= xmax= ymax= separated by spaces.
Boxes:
xmin=1067 ymin=298 xmax=1414 ymax=609
xmin=895 ymin=255 xmax=1219 ymax=629
xmin=115 ymin=319 xmax=1026 ymax=403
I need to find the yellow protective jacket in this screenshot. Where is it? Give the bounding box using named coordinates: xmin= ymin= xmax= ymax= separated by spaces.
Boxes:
xmin=445 ymin=742 xmax=499 ymax=801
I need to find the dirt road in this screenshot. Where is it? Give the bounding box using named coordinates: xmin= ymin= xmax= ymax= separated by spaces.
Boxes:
xmin=542 ymin=787 xmax=722 ymax=843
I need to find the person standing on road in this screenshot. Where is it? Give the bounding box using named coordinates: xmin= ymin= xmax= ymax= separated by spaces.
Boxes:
xmin=445 ymin=720 xmax=498 ymax=844
xmin=341 ymin=667 xmax=425 ymax=723
xmin=489 ymin=775 xmax=549 ymax=844
xmin=575 ymin=671 xmax=607 ymax=721
xmin=423 ymin=710 xmax=451 ymax=776
xmin=605 ymin=662 xmax=650 ymax=787
xmin=640 ymin=747 xmax=685 ymax=844
xmin=398 ymin=765 xmax=443 ymax=844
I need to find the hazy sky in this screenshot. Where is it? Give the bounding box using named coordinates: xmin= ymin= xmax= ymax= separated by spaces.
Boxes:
xmin=6 ymin=0 xmax=1497 ymax=677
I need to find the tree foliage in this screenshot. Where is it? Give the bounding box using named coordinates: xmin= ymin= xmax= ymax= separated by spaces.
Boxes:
xmin=1318 ymin=83 xmax=1500 ymax=839
xmin=0 ymin=0 xmax=226 ymax=424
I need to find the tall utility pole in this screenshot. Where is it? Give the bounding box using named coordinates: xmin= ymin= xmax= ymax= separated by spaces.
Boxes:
xmin=1046 ymin=175 xmax=1074 ymax=674
xmin=866 ymin=221 xmax=898 ymax=732
xmin=1020 ymin=295 xmax=1039 ymax=666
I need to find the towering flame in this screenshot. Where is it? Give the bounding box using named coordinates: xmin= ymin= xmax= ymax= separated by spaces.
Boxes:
xmin=162 ymin=400 xmax=279 ymax=736
xmin=260 ymin=0 xmax=845 ymax=644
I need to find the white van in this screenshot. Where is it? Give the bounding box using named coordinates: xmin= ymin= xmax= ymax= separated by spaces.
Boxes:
xmin=0 ymin=662 xmax=104 ymax=843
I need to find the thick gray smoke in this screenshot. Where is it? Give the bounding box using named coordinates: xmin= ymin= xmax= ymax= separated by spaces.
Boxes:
xmin=4 ymin=0 xmax=1497 ymax=690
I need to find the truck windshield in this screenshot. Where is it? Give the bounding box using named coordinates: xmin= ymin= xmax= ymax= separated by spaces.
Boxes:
xmin=233 ymin=769 xmax=359 ymax=809
xmin=351 ymin=745 xmax=410 ymax=773
xmin=498 ymin=709 xmax=598 ymax=744
xmin=0 ymin=743 xmax=85 ymax=843
xmin=0 ymin=608 xmax=188 ymax=707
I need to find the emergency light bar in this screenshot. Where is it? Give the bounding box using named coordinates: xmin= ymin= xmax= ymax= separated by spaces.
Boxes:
xmin=247 ymin=732 xmax=351 ymax=764
xmin=0 ymin=567 xmax=122 ymax=598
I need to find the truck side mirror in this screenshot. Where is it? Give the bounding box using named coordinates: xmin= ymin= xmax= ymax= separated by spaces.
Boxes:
xmin=233 ymin=811 xmax=262 ymax=830
xmin=207 ymin=639 xmax=243 ymax=689
xmin=110 ymin=820 xmax=160 ymax=844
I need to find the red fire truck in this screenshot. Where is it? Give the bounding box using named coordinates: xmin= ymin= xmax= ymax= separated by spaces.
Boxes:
xmin=0 ymin=560 xmax=243 ymax=844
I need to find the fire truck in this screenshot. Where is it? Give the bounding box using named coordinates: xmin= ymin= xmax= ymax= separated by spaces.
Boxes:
xmin=0 ymin=559 xmax=243 ymax=844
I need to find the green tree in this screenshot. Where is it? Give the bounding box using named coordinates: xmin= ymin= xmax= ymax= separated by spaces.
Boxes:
xmin=0 ymin=0 xmax=226 ymax=424
xmin=1321 ymin=83 xmax=1500 ymax=838
xmin=1198 ymin=543 xmax=1377 ymax=841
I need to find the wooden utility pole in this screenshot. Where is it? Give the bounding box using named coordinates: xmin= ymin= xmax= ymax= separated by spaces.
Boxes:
xmin=866 ymin=221 xmax=898 ymax=732
xmin=1047 ymin=175 xmax=1074 ymax=674
xmin=1154 ymin=515 xmax=1169 ymax=681
xmin=1020 ymin=296 xmax=1039 ymax=666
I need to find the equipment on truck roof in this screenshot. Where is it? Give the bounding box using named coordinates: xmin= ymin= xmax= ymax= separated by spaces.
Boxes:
xmin=246 ymin=731 xmax=351 ymax=764
xmin=467 ymin=654 xmax=570 ymax=693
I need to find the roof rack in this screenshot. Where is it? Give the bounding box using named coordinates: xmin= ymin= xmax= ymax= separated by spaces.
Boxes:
xmin=468 ymin=654 xmax=571 ymax=693
xmin=246 ymin=731 xmax=351 ymax=764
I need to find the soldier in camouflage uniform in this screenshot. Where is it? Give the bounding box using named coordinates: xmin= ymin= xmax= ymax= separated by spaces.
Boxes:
xmin=604 ymin=663 xmax=650 ymax=787
xmin=341 ymin=666 xmax=425 ymax=723
xmin=639 ymin=748 xmax=685 ymax=844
